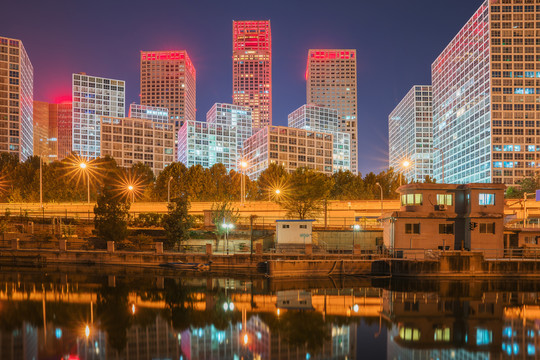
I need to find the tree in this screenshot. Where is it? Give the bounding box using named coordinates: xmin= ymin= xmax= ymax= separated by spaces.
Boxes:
xmin=162 ymin=194 xmax=193 ymax=249
xmin=211 ymin=200 xmax=239 ymax=250
xmin=280 ymin=168 xmax=333 ymax=219
xmin=94 ymin=185 xmax=130 ymax=243
xmin=423 ymin=175 xmax=437 ymax=184
xmin=330 ymin=170 xmax=364 ymax=200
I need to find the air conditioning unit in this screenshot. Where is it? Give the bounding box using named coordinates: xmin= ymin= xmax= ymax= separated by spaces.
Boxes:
xmin=436 ymin=205 xmax=447 ymax=211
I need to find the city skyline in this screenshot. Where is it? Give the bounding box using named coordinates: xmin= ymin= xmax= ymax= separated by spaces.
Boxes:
xmin=1 ymin=0 xmax=484 ymax=175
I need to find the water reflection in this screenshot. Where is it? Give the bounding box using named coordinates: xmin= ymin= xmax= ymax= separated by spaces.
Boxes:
xmin=0 ymin=268 xmax=540 ymax=359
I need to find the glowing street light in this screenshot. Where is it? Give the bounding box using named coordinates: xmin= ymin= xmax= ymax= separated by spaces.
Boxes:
xmin=399 ymin=160 xmax=411 ymax=186
xmin=243 ymin=333 xmax=249 ymax=345
xmin=127 ymin=185 xmax=135 ymax=202
xmin=131 ymin=303 xmax=136 ymax=315
xmin=85 ymin=324 xmax=90 ymax=338
xmin=79 ymin=161 xmax=91 ymax=204
xmin=222 ymin=222 xmax=234 ymax=255
xmin=352 ymin=224 xmax=361 ymax=254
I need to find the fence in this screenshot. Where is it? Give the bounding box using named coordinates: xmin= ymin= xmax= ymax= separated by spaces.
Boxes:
xmin=387 ymin=247 xmax=540 ymax=261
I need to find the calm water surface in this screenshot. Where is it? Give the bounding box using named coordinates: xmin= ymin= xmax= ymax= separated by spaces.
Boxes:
xmin=1 ymin=267 xmax=539 ymax=360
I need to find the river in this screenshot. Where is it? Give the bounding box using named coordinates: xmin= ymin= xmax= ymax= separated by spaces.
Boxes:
xmin=0 ymin=266 xmax=538 ymax=359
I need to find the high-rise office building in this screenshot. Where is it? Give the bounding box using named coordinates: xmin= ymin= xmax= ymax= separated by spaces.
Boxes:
xmin=54 ymin=102 xmax=73 ymax=160
xmin=306 ymin=49 xmax=358 ymax=174
xmin=243 ymin=126 xmax=334 ymax=180
xmin=232 ymin=20 xmax=272 ymax=128
xmin=206 ymin=103 xmax=252 ymax=156
xmin=32 ymin=101 xmax=59 ymax=162
xmin=432 ymin=0 xmax=540 ymax=185
xmin=0 ymin=36 xmax=33 ymax=161
xmin=288 ymin=104 xmax=351 ymax=172
xmin=388 ymin=86 xmax=433 ymax=182
xmin=100 ymin=116 xmax=175 ymax=174
xmin=128 ymin=103 xmax=169 ymax=123
xmin=72 ymin=73 xmax=125 ymax=159
xmin=140 ymin=50 xmax=196 ymax=153
xmin=178 ymin=120 xmax=244 ymax=172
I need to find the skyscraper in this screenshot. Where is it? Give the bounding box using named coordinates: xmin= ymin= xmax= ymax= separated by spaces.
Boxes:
xmin=288 ymin=104 xmax=351 ymax=172
xmin=53 ymin=102 xmax=73 ymax=160
xmin=232 ymin=20 xmax=272 ymax=128
xmin=388 ymin=86 xmax=433 ymax=182
xmin=72 ymin=73 xmax=125 ymax=159
xmin=33 ymin=100 xmax=59 ymax=162
xmin=432 ymin=0 xmax=540 ymax=185
xmin=0 ymin=36 xmax=33 ymax=161
xmin=306 ymin=49 xmax=358 ymax=174
xmin=128 ymin=103 xmax=169 ymax=123
xmin=140 ymin=50 xmax=196 ymax=152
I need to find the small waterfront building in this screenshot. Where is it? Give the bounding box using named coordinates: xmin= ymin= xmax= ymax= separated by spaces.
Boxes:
xmin=381 ymin=183 xmax=505 ymax=258
xmin=275 ymin=220 xmax=314 ymax=251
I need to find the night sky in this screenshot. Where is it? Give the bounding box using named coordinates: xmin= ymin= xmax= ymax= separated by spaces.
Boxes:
xmin=3 ymin=0 xmax=483 ymax=175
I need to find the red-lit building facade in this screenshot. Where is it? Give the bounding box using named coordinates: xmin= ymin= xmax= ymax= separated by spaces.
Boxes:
xmin=306 ymin=49 xmax=358 ymax=174
xmin=233 ymin=20 xmax=272 ymax=129
xmin=140 ymin=50 xmax=196 ymax=154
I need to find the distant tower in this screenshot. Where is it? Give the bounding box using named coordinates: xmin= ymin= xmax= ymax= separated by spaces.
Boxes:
xmin=306 ymin=49 xmax=358 ymax=174
xmin=140 ymin=50 xmax=196 ymax=153
xmin=232 ymin=20 xmax=272 ymax=129
xmin=0 ymin=36 xmax=33 ymax=161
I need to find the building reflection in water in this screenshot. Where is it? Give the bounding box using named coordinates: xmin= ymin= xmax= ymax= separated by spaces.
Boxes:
xmin=1 ymin=271 xmax=540 ymax=359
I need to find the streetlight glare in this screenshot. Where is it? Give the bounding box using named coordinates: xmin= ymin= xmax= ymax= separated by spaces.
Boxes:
xmin=275 ymin=189 xmax=281 ymax=194
xmin=402 ymin=160 xmax=410 ymax=168
xmin=241 ymin=161 xmax=248 ymax=168
xmin=85 ymin=325 xmax=90 ymax=338
xmin=128 ymin=185 xmax=134 ymax=191
xmin=79 ymin=162 xmax=87 ymax=169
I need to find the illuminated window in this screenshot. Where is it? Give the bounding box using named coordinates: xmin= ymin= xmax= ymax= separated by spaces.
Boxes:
xmin=399 ymin=326 xmax=421 ymax=341
xmin=436 ymin=194 xmax=453 ymax=205
xmin=434 ymin=327 xmax=450 ymax=342
xmin=479 ymin=193 xmax=495 ymax=205
xmin=476 ymin=328 xmax=493 ymax=345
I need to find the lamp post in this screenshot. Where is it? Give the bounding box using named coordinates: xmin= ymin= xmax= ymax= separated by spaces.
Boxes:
xmin=352 ymin=224 xmax=360 ymax=253
xmin=400 ymin=160 xmax=410 ymax=187
xmin=375 ymin=182 xmax=383 ymax=218
xmin=240 ymin=160 xmax=248 ymax=206
xmin=433 ymin=147 xmax=445 ymax=183
xmin=167 ymin=176 xmax=173 ymax=204
xmin=222 ymin=222 xmax=234 ymax=255
xmin=39 ymin=154 xmax=43 ymax=208
xmin=128 ymin=185 xmax=135 ymax=203
xmin=80 ymin=162 xmax=90 ymax=204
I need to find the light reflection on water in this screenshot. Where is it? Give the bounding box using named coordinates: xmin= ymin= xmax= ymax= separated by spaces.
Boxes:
xmin=0 ymin=268 xmax=539 ymax=359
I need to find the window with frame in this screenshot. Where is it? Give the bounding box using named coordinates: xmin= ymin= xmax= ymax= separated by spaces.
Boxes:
xmin=439 ymin=223 xmax=454 ymax=234
xmin=479 ymin=193 xmax=495 ymax=205
xmin=401 ymin=193 xmax=423 ymax=206
xmin=436 ymin=194 xmax=453 ymax=206
xmin=405 ymin=223 xmax=420 ymax=234
xmin=299 ymin=225 xmax=308 ymax=229
xmin=479 ymin=223 xmax=495 ymax=234
xmin=282 ymin=224 xmax=290 ymax=229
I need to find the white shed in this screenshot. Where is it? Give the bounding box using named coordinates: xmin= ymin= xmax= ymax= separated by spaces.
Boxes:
xmin=275 ymin=220 xmax=314 ymax=246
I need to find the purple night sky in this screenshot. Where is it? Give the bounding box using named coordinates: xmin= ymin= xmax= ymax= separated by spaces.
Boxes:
xmin=2 ymin=0 xmax=483 ymax=174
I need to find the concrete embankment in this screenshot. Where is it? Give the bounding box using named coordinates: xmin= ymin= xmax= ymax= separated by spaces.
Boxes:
xmin=3 ymin=249 xmax=540 ymax=279
xmin=371 ymin=251 xmax=540 ymax=278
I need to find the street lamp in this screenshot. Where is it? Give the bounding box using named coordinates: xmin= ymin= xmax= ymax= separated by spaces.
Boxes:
xmin=127 ymin=185 xmax=135 ymax=202
xmin=241 ymin=160 xmax=248 ymax=206
xmin=79 ymin=161 xmax=90 ymax=204
xmin=352 ymin=224 xmax=360 ymax=251
xmin=375 ymin=182 xmax=383 ymax=218
xmin=222 ymin=222 xmax=234 ymax=255
xmin=400 ymin=160 xmax=411 ymax=186
xmin=167 ymin=176 xmax=173 ymax=204
xmin=432 ymin=147 xmax=445 ymax=183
